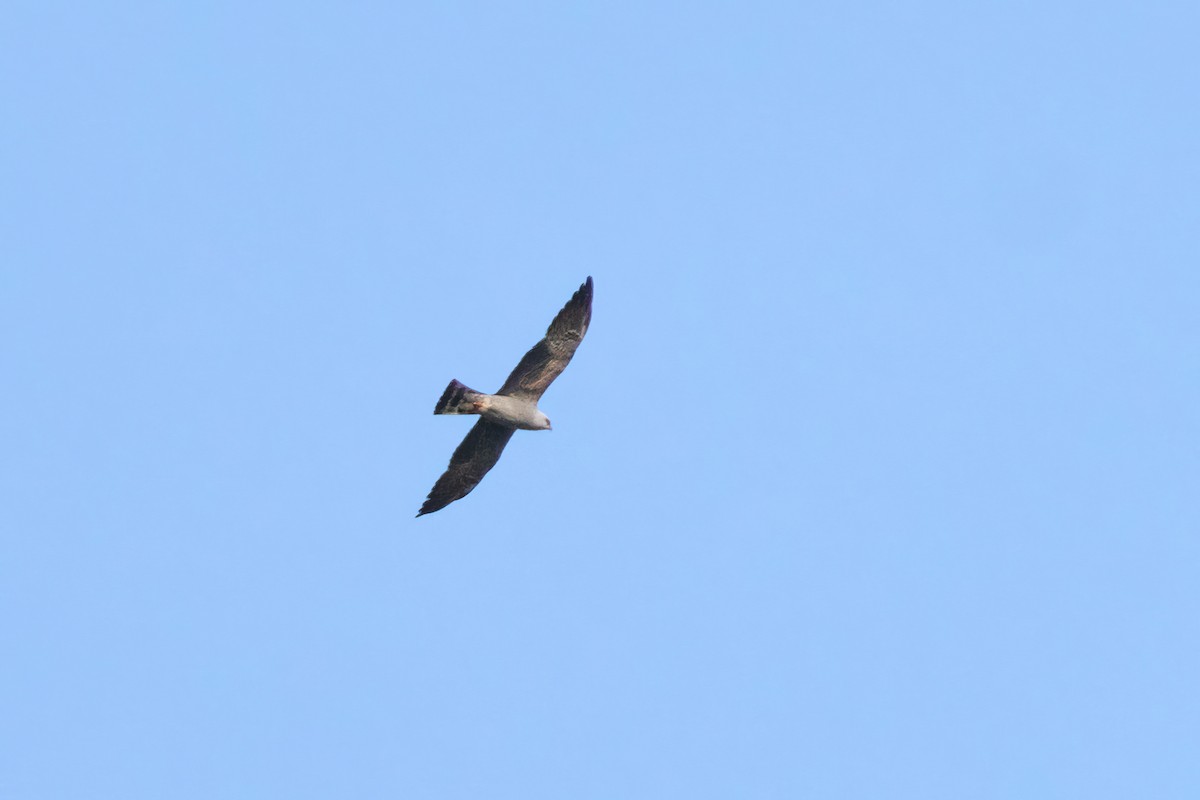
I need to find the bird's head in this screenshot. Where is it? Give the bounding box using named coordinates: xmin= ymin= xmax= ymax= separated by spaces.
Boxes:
xmin=535 ymin=411 xmax=552 ymax=431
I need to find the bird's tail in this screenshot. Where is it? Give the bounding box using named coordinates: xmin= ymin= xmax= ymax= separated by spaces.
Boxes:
xmin=434 ymin=379 xmax=487 ymax=415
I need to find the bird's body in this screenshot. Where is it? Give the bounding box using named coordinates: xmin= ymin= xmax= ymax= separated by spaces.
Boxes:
xmin=477 ymin=394 xmax=552 ymax=430
xmin=417 ymin=276 xmax=593 ymax=516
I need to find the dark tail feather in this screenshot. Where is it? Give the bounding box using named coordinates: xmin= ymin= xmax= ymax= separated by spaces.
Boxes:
xmin=434 ymin=379 xmax=485 ymax=415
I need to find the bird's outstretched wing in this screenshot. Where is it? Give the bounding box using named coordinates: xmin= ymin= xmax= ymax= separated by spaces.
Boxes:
xmin=417 ymin=419 xmax=516 ymax=516
xmin=497 ymin=276 xmax=593 ymax=401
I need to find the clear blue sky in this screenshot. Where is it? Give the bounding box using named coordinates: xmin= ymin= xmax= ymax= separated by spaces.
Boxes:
xmin=3 ymin=2 xmax=1198 ymax=798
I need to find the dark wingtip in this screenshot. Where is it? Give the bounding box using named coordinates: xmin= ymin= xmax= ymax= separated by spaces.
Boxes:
xmin=416 ymin=496 xmax=445 ymax=517
xmin=554 ymin=276 xmax=593 ymax=322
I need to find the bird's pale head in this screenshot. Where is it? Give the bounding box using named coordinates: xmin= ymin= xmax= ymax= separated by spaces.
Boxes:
xmin=535 ymin=411 xmax=552 ymax=430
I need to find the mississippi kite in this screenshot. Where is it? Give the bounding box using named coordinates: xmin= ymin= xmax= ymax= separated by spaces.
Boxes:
xmin=417 ymin=276 xmax=593 ymax=516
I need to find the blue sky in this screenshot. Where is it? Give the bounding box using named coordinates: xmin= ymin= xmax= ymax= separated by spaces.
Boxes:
xmin=2 ymin=2 xmax=1198 ymax=797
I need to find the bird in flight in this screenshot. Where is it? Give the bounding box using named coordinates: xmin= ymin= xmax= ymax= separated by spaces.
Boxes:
xmin=417 ymin=276 xmax=594 ymax=516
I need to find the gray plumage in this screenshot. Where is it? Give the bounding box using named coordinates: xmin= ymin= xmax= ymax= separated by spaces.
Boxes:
xmin=417 ymin=276 xmax=593 ymax=517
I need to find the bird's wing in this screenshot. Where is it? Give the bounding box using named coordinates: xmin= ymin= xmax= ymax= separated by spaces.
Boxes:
xmin=417 ymin=419 xmax=516 ymax=516
xmin=496 ymin=276 xmax=593 ymax=402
